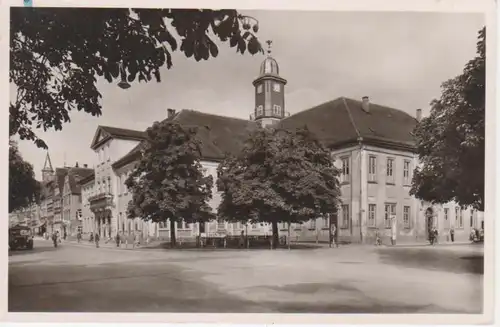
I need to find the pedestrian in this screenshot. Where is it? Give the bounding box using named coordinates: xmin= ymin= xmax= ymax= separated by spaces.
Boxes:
xmin=116 ymin=233 xmax=121 ymax=247
xmin=77 ymin=231 xmax=81 ymax=243
xmin=52 ymin=232 xmax=58 ymax=248
xmin=133 ymin=233 xmax=138 ymax=249
xmin=450 ymin=228 xmax=455 ymax=243
xmin=375 ymin=228 xmax=382 ymax=246
xmin=89 ymin=232 xmax=94 ymax=243
xmin=390 ymin=215 xmax=397 ymax=246
xmin=239 ymin=231 xmax=245 ymax=249
xmin=95 ymin=233 xmax=100 ymax=248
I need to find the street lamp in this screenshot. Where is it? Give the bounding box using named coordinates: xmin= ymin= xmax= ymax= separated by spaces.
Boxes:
xmin=117 ymin=62 xmax=131 ymax=90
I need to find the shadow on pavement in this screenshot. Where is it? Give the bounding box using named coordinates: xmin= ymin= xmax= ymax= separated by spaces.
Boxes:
xmin=9 ymin=246 xmax=58 ymax=257
xmin=376 ymin=247 xmax=484 ymax=275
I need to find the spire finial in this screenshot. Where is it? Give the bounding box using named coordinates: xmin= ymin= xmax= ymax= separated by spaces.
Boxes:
xmin=266 ymin=40 xmax=273 ymax=55
xmin=42 ymin=151 xmax=53 ymax=172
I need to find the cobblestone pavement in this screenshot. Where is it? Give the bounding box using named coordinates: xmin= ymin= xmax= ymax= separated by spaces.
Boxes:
xmin=8 ymin=239 xmax=483 ymax=313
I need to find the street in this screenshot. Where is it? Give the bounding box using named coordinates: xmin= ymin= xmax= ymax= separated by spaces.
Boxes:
xmin=9 ymin=239 xmax=483 ymax=313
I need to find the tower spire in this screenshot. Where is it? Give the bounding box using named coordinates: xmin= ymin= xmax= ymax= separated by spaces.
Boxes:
xmin=42 ymin=151 xmax=54 ymax=183
xmin=43 ymin=151 xmax=53 ymax=172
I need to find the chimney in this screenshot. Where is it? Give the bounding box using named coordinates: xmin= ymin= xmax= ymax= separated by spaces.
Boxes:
xmin=75 ymin=162 xmax=79 ymax=168
xmin=361 ymin=96 xmax=370 ymax=113
xmin=167 ymin=108 xmax=176 ymax=118
xmin=83 ymin=164 xmax=88 ymax=168
xmin=416 ymin=109 xmax=422 ymax=122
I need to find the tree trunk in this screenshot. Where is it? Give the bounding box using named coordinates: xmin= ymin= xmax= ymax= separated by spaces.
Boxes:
xmin=287 ymin=222 xmax=291 ymax=250
xmin=271 ymin=221 xmax=279 ymax=249
xmin=169 ymin=219 xmax=176 ymax=247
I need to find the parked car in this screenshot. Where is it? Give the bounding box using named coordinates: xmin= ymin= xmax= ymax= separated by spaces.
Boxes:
xmin=9 ymin=225 xmax=34 ymax=250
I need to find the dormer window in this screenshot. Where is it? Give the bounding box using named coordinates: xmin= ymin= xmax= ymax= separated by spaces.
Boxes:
xmin=273 ymin=83 xmax=281 ymax=92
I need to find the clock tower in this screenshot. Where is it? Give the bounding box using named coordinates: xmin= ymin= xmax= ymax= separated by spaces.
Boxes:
xmin=252 ymin=40 xmax=287 ymax=127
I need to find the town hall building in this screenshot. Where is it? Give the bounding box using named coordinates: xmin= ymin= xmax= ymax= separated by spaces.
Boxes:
xmin=36 ymin=43 xmax=483 ymax=245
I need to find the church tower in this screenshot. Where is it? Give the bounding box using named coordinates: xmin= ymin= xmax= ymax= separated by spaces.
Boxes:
xmin=252 ymin=40 xmax=288 ymax=127
xmin=42 ymin=151 xmax=54 ymax=183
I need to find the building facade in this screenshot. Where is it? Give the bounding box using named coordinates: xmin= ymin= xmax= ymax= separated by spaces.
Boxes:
xmin=29 ymin=45 xmax=483 ymax=245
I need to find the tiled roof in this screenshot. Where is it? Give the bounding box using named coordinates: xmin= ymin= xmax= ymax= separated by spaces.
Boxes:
xmin=278 ymin=97 xmax=417 ymax=149
xmin=99 ymin=126 xmax=147 ymax=140
xmin=112 ymin=110 xmax=258 ymax=169
xmin=112 ymin=98 xmax=417 ymax=169
xmin=67 ymin=167 xmax=94 ymax=194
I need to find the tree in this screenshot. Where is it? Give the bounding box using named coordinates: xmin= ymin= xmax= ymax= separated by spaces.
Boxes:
xmin=217 ymin=126 xmax=341 ymax=248
xmin=10 ymin=8 xmax=263 ymax=149
xmin=9 ymin=140 xmax=40 ymax=213
xmin=411 ymin=27 xmax=485 ymax=211
xmin=125 ymin=121 xmax=215 ymax=247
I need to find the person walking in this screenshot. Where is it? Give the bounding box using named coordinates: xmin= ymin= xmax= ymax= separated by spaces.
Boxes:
xmin=390 ymin=215 xmax=397 ymax=246
xmin=116 ymin=233 xmax=121 ymax=247
xmin=95 ymin=233 xmax=100 ymax=248
xmin=77 ymin=231 xmax=82 ymax=243
xmin=133 ymin=233 xmax=138 ymax=249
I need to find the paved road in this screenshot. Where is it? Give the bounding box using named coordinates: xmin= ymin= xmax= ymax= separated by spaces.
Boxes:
xmin=8 ymin=239 xmax=483 ymax=313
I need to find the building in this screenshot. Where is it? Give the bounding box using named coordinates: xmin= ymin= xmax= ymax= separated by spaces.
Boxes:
xmin=41 ymin=43 xmax=482 ymax=244
xmin=62 ymin=164 xmax=94 ymax=236
xmin=79 ymin=172 xmax=95 ymax=235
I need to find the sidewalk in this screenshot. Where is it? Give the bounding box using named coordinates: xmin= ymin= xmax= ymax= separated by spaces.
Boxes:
xmin=64 ymin=238 xmax=163 ymax=250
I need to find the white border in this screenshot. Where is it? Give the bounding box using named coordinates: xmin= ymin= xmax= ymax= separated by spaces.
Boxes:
xmin=0 ymin=0 xmax=496 ymax=325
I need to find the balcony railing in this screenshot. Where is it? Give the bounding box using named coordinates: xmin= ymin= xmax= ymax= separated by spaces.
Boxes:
xmin=88 ymin=192 xmax=113 ymax=203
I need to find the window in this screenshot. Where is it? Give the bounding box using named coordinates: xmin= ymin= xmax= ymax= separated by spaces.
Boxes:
xmin=368 ymin=204 xmax=376 ymax=227
xmin=177 ymin=219 xmax=183 ymax=229
xmin=107 ymin=177 xmax=111 ymax=193
xmin=444 ymin=208 xmax=449 ymax=220
xmin=386 ymin=158 xmax=395 ymax=184
xmin=323 ymin=217 xmax=329 ymax=228
xmin=341 ymin=157 xmax=350 ymax=183
xmin=456 ymin=207 xmax=462 ymax=226
xmin=256 ymin=105 xmax=263 ymax=116
xmin=273 ymin=83 xmax=281 ymax=92
xmin=470 ymin=210 xmax=474 ymax=227
xmin=257 ymin=84 xmax=263 ymax=93
xmin=107 ymin=143 xmax=111 ymax=161
xmin=281 ymin=222 xmax=287 ymax=229
xmin=273 ymin=104 xmax=282 ymax=116
xmin=384 ymin=203 xmax=396 ymax=228
xmin=311 ymin=219 xmax=316 ymax=229
xmin=341 ymin=205 xmax=349 ymax=228
xmin=368 ymin=156 xmax=377 ymax=182
xmin=117 ymin=175 xmax=122 ymax=195
xmin=403 ymin=206 xmax=410 ymax=228
xmin=403 ymin=160 xmax=411 ymax=185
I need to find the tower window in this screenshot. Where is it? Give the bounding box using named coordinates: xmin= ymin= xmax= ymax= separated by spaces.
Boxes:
xmin=273 ymin=105 xmax=282 ymax=116
xmin=257 ymin=84 xmax=263 ymax=94
xmin=273 ymin=83 xmax=281 ymax=92
xmin=256 ymin=105 xmax=263 ymax=116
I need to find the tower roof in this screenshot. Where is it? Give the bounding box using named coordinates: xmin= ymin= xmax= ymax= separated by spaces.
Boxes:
xmin=42 ymin=152 xmax=53 ymax=172
xmin=259 ymin=57 xmax=279 ymax=76
xmin=258 ymin=40 xmax=280 ymax=77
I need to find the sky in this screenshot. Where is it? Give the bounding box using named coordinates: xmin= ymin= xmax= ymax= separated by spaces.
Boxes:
xmin=12 ymin=10 xmax=485 ymax=180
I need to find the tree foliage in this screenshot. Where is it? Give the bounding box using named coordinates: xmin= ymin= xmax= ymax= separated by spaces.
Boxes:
xmin=125 ymin=121 xmax=215 ymax=246
xmin=10 ymin=8 xmax=263 ymax=149
xmin=9 ymin=140 xmax=40 ymax=213
xmin=217 ymin=126 xmax=341 ymax=247
xmin=411 ymin=27 xmax=485 ymax=211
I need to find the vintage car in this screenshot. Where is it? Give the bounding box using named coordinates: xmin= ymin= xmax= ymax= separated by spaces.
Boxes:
xmin=9 ymin=225 xmax=34 ymax=250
